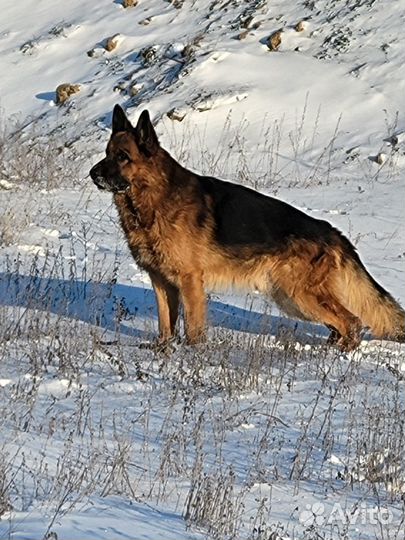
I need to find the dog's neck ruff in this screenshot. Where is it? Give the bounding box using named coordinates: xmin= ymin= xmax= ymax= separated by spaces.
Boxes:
xmin=113 ymin=192 xmax=143 ymax=229
xmin=126 ymin=194 xmax=142 ymax=227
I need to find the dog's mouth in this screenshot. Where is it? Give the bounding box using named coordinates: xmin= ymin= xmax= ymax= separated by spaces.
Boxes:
xmin=93 ymin=176 xmax=130 ymax=194
xmin=93 ymin=176 xmax=108 ymax=190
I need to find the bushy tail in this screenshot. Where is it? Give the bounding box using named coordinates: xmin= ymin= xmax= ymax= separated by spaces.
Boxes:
xmin=336 ymin=255 xmax=405 ymax=341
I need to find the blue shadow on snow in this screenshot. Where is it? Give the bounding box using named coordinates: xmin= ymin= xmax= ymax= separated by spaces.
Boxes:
xmin=0 ymin=272 xmax=328 ymax=341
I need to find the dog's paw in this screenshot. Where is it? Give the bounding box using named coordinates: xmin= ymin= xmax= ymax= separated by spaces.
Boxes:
xmin=138 ymin=338 xmax=177 ymax=355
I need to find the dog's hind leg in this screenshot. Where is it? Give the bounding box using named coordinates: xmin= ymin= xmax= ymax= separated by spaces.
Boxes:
xmin=292 ymin=288 xmax=363 ymax=351
xmin=150 ymin=271 xmax=179 ymax=343
xmin=179 ymin=272 xmax=207 ymax=344
xmin=326 ymin=325 xmax=341 ymax=345
xmin=271 ymin=243 xmax=363 ymax=350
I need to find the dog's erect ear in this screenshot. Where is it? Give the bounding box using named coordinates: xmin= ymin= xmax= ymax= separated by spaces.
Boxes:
xmin=112 ymin=104 xmax=134 ymax=134
xmin=135 ymin=110 xmax=159 ymax=157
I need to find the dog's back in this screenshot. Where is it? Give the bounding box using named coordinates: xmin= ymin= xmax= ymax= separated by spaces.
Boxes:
xmin=198 ymin=176 xmax=336 ymax=253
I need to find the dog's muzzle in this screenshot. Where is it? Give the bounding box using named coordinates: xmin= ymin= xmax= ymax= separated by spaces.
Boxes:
xmin=89 ymin=164 xmax=130 ymax=193
xmin=92 ymin=175 xmax=109 ymax=191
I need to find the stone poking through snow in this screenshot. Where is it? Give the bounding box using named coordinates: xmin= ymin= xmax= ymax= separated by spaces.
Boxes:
xmin=238 ymin=29 xmax=249 ymax=40
xmin=105 ymin=34 xmax=122 ymax=52
xmin=0 ymin=179 xmax=15 ymax=190
xmin=376 ymin=152 xmax=387 ymax=165
xmin=55 ymin=83 xmax=81 ymax=105
xmin=128 ymin=83 xmax=142 ymax=97
xmin=267 ymin=29 xmax=283 ymax=51
xmin=295 ymin=20 xmax=307 ymax=32
xmin=167 ymin=108 xmax=187 ymax=122
xmin=122 ymin=0 xmax=137 ymax=7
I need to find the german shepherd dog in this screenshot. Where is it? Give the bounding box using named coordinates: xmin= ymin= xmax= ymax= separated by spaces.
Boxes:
xmin=90 ymin=105 xmax=405 ymax=350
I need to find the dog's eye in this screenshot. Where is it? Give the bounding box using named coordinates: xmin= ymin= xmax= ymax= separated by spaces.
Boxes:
xmin=117 ymin=151 xmax=130 ymax=163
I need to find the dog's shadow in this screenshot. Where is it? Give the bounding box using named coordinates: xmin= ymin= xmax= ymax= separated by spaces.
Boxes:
xmin=0 ymin=272 xmax=329 ymax=344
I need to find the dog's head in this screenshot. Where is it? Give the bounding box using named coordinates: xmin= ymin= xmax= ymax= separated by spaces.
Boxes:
xmin=89 ymin=105 xmax=159 ymax=193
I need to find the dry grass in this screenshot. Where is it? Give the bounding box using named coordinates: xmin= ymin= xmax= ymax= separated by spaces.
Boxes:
xmin=0 ymin=110 xmax=81 ymax=190
xmin=0 ymin=247 xmax=404 ymax=538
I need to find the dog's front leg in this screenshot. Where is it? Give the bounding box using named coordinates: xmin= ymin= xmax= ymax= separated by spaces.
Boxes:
xmin=179 ymin=273 xmax=207 ymax=344
xmin=149 ymin=271 xmax=179 ymax=343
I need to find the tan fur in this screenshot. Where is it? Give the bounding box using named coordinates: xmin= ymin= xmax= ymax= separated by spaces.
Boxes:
xmin=91 ymin=110 xmax=405 ymax=351
xmin=332 ymin=258 xmax=405 ymax=340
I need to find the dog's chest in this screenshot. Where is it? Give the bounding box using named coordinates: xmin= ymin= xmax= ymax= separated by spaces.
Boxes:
xmin=114 ymin=197 xmax=172 ymax=270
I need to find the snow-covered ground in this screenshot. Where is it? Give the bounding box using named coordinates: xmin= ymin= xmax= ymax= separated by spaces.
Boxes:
xmin=0 ymin=1 xmax=404 ymax=539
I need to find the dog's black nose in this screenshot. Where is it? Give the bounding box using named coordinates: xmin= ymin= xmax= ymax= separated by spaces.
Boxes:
xmin=89 ymin=162 xmax=108 ymax=190
xmin=89 ymin=164 xmax=101 ymax=181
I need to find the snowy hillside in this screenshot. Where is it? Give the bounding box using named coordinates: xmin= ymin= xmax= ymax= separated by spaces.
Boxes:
xmin=0 ymin=0 xmax=404 ymax=539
